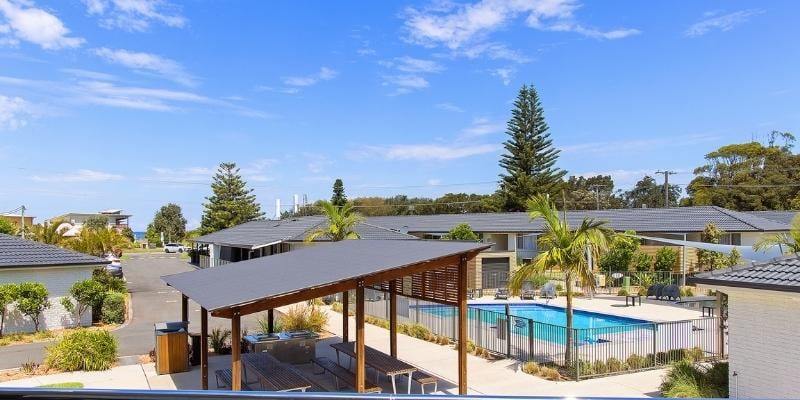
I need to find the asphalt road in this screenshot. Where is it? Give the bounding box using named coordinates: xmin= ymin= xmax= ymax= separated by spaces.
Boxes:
xmin=0 ymin=253 xmax=269 ymax=370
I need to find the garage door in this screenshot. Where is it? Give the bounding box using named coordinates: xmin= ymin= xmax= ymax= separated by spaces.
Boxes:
xmin=481 ymin=257 xmax=510 ymax=289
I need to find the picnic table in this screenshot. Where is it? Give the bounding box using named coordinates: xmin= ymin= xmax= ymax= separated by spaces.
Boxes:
xmin=242 ymin=352 xmax=313 ymax=392
xmin=330 ymin=342 xmax=417 ymax=394
xmin=675 ymin=296 xmax=717 ymax=316
xmin=625 ymin=294 xmax=642 ymax=306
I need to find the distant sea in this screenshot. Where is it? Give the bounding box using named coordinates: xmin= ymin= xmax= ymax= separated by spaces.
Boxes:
xmin=133 ymin=231 xmax=146 ymax=241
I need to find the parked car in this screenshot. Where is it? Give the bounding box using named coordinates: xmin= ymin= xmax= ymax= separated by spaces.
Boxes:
xmin=164 ymin=243 xmax=185 ymax=253
xmin=106 ymin=261 xmax=123 ymax=278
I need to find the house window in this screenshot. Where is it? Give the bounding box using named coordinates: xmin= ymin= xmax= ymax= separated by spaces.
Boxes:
xmin=516 ymin=234 xmax=536 ymax=250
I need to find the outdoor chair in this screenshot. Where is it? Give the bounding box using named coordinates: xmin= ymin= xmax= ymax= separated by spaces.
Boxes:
xmin=466 ymin=289 xmax=475 ymax=300
xmin=647 ymin=284 xmax=664 ymax=299
xmin=520 ymin=288 xmax=536 ymax=300
xmin=540 ymin=282 xmax=557 ymax=299
xmin=662 ymin=284 xmax=681 ymax=301
xmin=494 ymin=287 xmax=509 ymax=300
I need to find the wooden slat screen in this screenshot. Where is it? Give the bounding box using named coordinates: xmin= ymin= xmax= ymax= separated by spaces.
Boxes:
xmin=372 ymin=263 xmax=460 ymax=306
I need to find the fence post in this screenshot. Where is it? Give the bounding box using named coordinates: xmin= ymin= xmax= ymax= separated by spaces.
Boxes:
xmin=415 ymin=299 xmax=419 ymax=323
xmin=453 ymin=307 xmax=457 ymax=339
xmin=652 ymin=322 xmax=658 ymax=367
xmin=574 ymin=328 xmax=580 ymax=381
xmin=476 ymin=309 xmax=482 ymax=348
xmin=527 ymin=319 xmax=534 ymax=361
xmin=505 ymin=304 xmax=512 ymax=357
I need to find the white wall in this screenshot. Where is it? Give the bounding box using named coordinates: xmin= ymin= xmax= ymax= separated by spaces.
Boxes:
xmin=738 ymin=232 xmax=775 ymax=247
xmin=723 ymin=286 xmax=800 ymax=399
xmin=0 ymin=265 xmax=97 ymax=333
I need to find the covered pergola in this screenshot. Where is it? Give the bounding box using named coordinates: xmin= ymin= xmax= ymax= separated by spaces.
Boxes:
xmin=162 ymin=239 xmax=489 ymax=394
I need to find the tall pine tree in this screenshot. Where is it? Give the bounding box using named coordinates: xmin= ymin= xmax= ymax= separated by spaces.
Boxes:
xmin=331 ymin=178 xmax=347 ymax=206
xmin=498 ymin=85 xmax=566 ymax=211
xmin=200 ymin=162 xmax=264 ymax=234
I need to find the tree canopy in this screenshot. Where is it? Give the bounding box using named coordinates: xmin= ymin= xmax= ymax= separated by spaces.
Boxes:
xmin=331 ymin=179 xmax=347 ymax=207
xmin=146 ymin=203 xmax=187 ymax=245
xmin=304 ymin=201 xmax=363 ymax=242
xmin=683 ymin=136 xmax=800 ymax=210
xmin=498 ymin=84 xmax=566 ymax=211
xmin=442 ymin=223 xmax=479 ymax=241
xmin=200 ymin=162 xmax=264 ymax=234
xmin=0 ymin=219 xmax=15 ymax=235
xmin=83 ymin=216 xmax=109 ymax=231
xmin=621 ymin=175 xmax=681 ymax=209
xmin=561 ymin=175 xmax=624 ymax=210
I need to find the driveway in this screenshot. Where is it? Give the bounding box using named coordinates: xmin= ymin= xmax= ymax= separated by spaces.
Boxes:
xmin=0 ymin=253 xmax=195 ymax=369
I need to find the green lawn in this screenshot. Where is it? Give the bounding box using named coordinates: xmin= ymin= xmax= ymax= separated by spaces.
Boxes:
xmin=37 ymin=382 xmax=84 ymax=388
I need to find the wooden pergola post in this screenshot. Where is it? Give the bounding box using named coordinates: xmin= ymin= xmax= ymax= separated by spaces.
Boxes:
xmin=181 ymin=294 xmax=188 ymax=324
xmin=389 ymin=280 xmax=397 ymax=358
xmin=342 ymin=290 xmax=349 ymax=342
xmin=458 ymin=255 xmax=468 ymax=395
xmin=200 ymin=307 xmax=208 ymax=390
xmin=355 ymin=283 xmax=365 ymax=393
xmin=267 ymin=309 xmax=274 ymax=334
xmin=231 ymin=311 xmax=242 ymax=391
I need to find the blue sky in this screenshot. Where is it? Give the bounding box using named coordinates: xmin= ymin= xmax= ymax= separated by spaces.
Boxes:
xmin=0 ymin=0 xmax=798 ymax=230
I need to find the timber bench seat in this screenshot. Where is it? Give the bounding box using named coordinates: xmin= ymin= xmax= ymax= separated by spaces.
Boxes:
xmin=312 ymin=357 xmax=382 ymax=393
xmin=215 ymin=368 xmax=249 ymax=390
xmin=411 ymin=371 xmax=438 ymax=393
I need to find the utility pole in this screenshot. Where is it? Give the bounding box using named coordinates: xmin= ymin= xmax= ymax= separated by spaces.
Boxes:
xmin=20 ymin=205 xmax=26 ymax=239
xmin=655 ymin=170 xmax=676 ymax=208
xmin=588 ymin=185 xmax=609 ymax=210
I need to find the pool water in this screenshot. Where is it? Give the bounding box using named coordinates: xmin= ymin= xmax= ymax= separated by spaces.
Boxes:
xmin=420 ymin=303 xmax=651 ymax=344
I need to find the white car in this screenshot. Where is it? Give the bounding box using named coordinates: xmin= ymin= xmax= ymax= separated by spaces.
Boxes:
xmin=164 ymin=243 xmax=185 ymax=253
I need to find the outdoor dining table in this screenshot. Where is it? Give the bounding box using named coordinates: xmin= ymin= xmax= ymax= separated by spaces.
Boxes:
xmin=330 ymin=341 xmax=417 ymax=394
xmin=242 ymin=352 xmax=313 ymax=392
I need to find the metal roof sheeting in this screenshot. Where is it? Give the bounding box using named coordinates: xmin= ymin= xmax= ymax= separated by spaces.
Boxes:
xmin=366 ymin=206 xmax=787 ymax=234
xmin=689 ymin=256 xmax=800 ymax=293
xmin=0 ymin=233 xmax=105 ymax=268
xmin=162 ymin=240 xmax=488 ymax=312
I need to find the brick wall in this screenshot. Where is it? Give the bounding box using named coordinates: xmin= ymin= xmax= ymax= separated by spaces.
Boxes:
xmin=0 ymin=265 xmax=98 ymax=333
xmin=724 ymin=287 xmax=800 ymax=398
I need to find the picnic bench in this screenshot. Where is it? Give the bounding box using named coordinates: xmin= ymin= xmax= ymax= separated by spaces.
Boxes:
xmin=214 ymin=368 xmax=250 ymax=390
xmin=330 ymin=342 xmax=418 ymax=394
xmin=312 ymin=357 xmax=382 ymax=393
xmin=242 ymin=352 xmax=313 ymax=392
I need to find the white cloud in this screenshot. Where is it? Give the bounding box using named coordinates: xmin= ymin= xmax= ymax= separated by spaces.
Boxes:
xmin=382 ymin=75 xmax=429 ymax=89
xmin=0 ymin=94 xmax=34 ymax=130
xmin=82 ymin=0 xmax=186 ymax=32
xmin=61 ymin=68 xmax=116 ymax=81
xmin=435 ymin=102 xmax=464 ymax=112
xmin=364 ymin=143 xmax=501 ymax=161
xmin=685 ymin=9 xmax=763 ymax=37
xmin=0 ymin=0 xmax=84 ymax=49
xmin=303 ymin=153 xmax=332 ymax=174
xmin=379 ymin=56 xmax=444 ymax=73
xmin=403 ymin=0 xmax=638 ymax=61
xmin=427 ymin=178 xmax=441 ymax=186
xmin=491 ymin=67 xmax=514 ymax=85
xmin=32 ymin=169 xmax=124 ymax=182
xmin=461 ymin=117 xmax=504 ymax=137
xmin=75 ymin=80 xmax=212 ymax=111
xmin=560 ymin=134 xmax=719 ymax=155
xmin=93 ymin=47 xmax=196 ymax=87
xmin=282 ymin=67 xmax=337 ymax=88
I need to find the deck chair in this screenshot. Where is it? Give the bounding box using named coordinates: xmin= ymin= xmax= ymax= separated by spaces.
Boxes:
xmin=494 ymin=287 xmax=509 ymax=300
xmin=520 ymin=282 xmax=536 ymax=300
xmin=540 ymin=282 xmax=557 ymax=299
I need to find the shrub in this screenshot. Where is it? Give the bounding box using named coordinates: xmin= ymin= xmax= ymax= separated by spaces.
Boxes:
xmin=606 ymin=357 xmax=624 ymax=372
xmin=256 ymin=313 xmax=282 ymax=334
xmin=539 ymin=366 xmax=562 ymax=381
xmin=330 ymin=301 xmax=343 ymax=313
xmin=0 ymin=283 xmax=18 ymax=337
xmin=466 ymin=340 xmax=476 ymax=353
xmin=20 ymin=361 xmax=39 ymax=374
xmin=632 ymin=252 xmax=653 ymax=272
xmin=617 ymin=288 xmax=629 ymax=296
xmin=680 ymin=287 xmax=695 ymax=297
xmin=686 ymin=347 xmax=705 ymax=363
xmin=101 ymin=292 xmax=126 ymax=324
xmin=92 ymin=269 xmax=126 ymax=293
xmin=209 ymin=327 xmax=231 ymax=353
xmin=660 ymin=360 xmax=728 ymax=398
xmin=308 ymin=298 xmax=324 ymax=307
xmin=654 ymin=247 xmax=679 ymax=272
xmin=555 ymin=283 xmax=564 ymax=292
xmin=575 ymin=360 xmax=594 ymax=375
xmin=365 ymin=316 xmax=389 ymax=329
xmin=45 ymin=329 xmax=118 ymax=371
xmin=278 ymin=304 xmax=328 ymax=333
xmin=521 ymin=361 xmax=540 ymax=375
xmin=16 ymin=282 xmax=50 ymax=332
xmin=405 ymin=324 xmax=432 ymax=341
xmin=593 ymin=360 xmax=608 ymax=375
xmin=626 ymin=354 xmax=649 ymax=370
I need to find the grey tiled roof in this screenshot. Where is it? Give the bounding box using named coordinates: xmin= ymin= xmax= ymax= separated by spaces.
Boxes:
xmin=365 ymin=206 xmax=787 ymax=234
xmin=0 ymin=234 xmax=105 ymax=268
xmin=745 ymin=210 xmax=798 ymax=226
xmin=193 ymin=217 xmax=416 ymax=248
xmin=689 ymin=256 xmax=800 ymax=292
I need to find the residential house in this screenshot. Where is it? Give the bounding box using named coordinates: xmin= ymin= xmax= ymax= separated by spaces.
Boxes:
xmin=0 ymin=233 xmax=105 ymax=333
xmin=190 ymin=216 xmax=416 ymax=268
xmin=0 ymin=213 xmax=34 ymax=230
xmin=689 ymin=257 xmax=800 ymax=399
xmin=366 ymin=206 xmax=787 ymax=290
xmin=48 ymin=209 xmax=131 ymax=237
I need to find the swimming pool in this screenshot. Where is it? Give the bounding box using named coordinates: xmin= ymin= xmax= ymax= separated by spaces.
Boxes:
xmin=420 ymin=303 xmax=651 ymax=344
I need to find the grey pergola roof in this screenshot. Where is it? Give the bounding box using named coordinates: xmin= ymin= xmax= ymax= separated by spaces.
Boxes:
xmin=0 ymin=233 xmax=105 ymax=268
xmin=365 ymin=206 xmax=787 ymax=234
xmin=745 ymin=210 xmax=798 ymax=226
xmin=162 ymin=240 xmax=488 ymax=314
xmin=689 ymin=256 xmax=800 ymax=293
xmin=192 ymin=217 xmax=416 ymax=248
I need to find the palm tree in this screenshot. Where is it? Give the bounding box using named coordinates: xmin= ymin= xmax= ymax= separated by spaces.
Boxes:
xmin=754 ymin=213 xmax=800 ymax=253
xmin=509 ymin=194 xmax=612 ymax=367
xmin=304 ymin=201 xmax=364 ymax=243
xmin=29 ymin=220 xmax=68 ymax=245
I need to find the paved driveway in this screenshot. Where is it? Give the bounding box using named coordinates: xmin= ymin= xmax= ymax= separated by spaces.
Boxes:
xmin=0 ymin=253 xmax=195 ymax=369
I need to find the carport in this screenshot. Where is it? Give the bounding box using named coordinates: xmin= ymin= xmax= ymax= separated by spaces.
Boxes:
xmin=161 ymin=239 xmax=489 ymax=394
